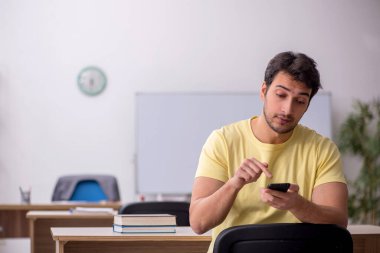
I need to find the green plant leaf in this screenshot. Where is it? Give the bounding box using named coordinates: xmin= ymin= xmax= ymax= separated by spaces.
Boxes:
xmin=338 ymin=98 xmax=380 ymax=225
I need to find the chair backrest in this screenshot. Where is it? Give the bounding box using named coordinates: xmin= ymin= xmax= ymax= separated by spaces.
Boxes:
xmin=52 ymin=174 xmax=120 ymax=202
xmin=119 ymin=201 xmax=190 ymax=226
xmin=213 ymin=223 xmax=353 ymax=253
xmin=70 ymin=180 xmax=108 ymax=201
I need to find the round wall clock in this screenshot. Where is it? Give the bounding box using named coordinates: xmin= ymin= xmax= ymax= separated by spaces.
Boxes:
xmin=77 ymin=66 xmax=107 ymax=96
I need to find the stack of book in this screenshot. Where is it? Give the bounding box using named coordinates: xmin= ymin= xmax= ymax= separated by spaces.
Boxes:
xmin=113 ymin=214 xmax=177 ymax=233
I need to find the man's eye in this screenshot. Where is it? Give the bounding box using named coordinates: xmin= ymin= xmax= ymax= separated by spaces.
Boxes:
xmin=276 ymin=94 xmax=286 ymax=98
xmin=296 ymin=99 xmax=306 ymax=104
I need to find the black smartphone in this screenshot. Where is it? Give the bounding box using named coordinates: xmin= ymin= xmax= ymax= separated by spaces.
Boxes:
xmin=267 ymin=183 xmax=290 ymax=192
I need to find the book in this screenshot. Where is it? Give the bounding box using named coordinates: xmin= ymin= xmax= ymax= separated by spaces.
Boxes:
xmin=70 ymin=207 xmax=117 ymax=215
xmin=113 ymin=224 xmax=176 ymax=233
xmin=113 ymin=214 xmax=177 ymax=226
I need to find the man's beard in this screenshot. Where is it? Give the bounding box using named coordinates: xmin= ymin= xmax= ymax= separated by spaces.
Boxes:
xmin=263 ymin=108 xmax=297 ymax=134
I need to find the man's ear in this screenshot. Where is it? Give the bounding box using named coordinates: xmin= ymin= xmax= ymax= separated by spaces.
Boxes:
xmin=260 ymin=82 xmax=267 ymax=101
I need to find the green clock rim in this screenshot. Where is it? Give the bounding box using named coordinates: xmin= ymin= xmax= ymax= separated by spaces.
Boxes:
xmin=77 ymin=66 xmax=107 ymax=96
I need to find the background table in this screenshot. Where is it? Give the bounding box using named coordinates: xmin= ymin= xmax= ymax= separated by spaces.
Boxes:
xmin=28 ymin=210 xmax=116 ymax=253
xmin=0 ymin=202 xmax=121 ymax=238
xmin=348 ymin=225 xmax=380 ymax=253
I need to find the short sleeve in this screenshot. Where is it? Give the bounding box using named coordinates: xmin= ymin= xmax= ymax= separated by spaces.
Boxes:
xmin=195 ymin=130 xmax=229 ymax=182
xmin=315 ymin=139 xmax=347 ymax=186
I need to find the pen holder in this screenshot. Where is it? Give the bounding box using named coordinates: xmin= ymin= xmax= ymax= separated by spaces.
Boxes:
xmin=19 ymin=187 xmax=31 ymax=204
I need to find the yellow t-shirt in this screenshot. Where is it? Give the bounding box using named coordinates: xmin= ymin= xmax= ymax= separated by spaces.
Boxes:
xmin=195 ymin=117 xmax=346 ymax=253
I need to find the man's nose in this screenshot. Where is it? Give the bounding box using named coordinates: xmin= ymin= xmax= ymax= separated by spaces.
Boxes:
xmin=281 ymin=99 xmax=294 ymax=115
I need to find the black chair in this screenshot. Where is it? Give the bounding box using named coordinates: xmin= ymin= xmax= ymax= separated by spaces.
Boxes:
xmin=52 ymin=174 xmax=120 ymax=202
xmin=119 ymin=201 xmax=190 ymax=226
xmin=213 ymin=223 xmax=353 ymax=253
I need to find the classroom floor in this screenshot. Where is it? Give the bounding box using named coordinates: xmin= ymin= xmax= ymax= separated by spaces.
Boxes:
xmin=0 ymin=238 xmax=30 ymax=253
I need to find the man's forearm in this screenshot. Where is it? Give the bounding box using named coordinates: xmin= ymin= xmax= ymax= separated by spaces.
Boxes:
xmin=290 ymin=196 xmax=348 ymax=228
xmin=190 ymin=180 xmax=240 ymax=234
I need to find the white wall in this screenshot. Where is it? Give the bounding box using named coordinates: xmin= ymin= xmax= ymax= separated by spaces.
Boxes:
xmin=0 ymin=0 xmax=379 ymax=203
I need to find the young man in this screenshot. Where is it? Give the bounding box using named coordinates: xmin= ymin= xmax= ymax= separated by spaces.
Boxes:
xmin=189 ymin=51 xmax=348 ymax=252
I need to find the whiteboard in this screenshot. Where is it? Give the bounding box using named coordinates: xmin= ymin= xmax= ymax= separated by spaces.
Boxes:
xmin=135 ymin=92 xmax=331 ymax=194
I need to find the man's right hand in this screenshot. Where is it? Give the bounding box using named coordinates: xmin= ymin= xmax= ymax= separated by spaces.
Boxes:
xmin=190 ymin=158 xmax=272 ymax=234
xmin=230 ymin=158 xmax=272 ymax=190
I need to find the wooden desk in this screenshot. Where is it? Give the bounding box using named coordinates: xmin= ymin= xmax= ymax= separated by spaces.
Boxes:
xmin=51 ymin=225 xmax=380 ymax=253
xmin=0 ymin=202 xmax=121 ymax=238
xmin=28 ymin=210 xmax=115 ymax=253
xmin=51 ymin=226 xmax=211 ymax=253
xmin=348 ymin=225 xmax=380 ymax=253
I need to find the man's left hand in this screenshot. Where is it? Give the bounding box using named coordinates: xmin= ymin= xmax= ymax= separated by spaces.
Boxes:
xmin=260 ymin=184 xmax=301 ymax=210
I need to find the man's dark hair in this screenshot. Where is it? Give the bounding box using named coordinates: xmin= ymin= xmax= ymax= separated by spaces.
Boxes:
xmin=264 ymin=51 xmax=322 ymax=99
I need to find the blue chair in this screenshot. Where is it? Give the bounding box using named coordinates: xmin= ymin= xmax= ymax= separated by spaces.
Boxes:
xmin=70 ymin=180 xmax=108 ymax=202
xmin=52 ymin=174 xmax=120 ymax=202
